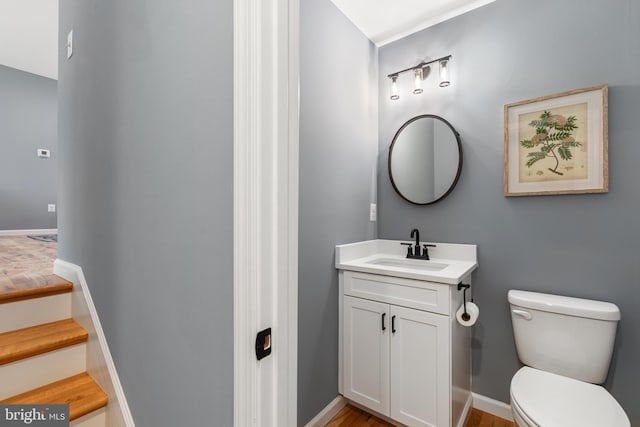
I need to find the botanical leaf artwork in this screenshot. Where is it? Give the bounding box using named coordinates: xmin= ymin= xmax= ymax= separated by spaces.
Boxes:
xmin=520 ymin=110 xmax=581 ymax=176
xmin=505 ymin=85 xmax=606 ymax=196
xmin=516 ymin=102 xmax=589 ymax=183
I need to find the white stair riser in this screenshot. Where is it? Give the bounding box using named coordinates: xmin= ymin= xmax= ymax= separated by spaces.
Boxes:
xmin=71 ymin=408 xmax=106 ymax=427
xmin=0 ymin=344 xmax=86 ymax=400
xmin=0 ymin=294 xmax=72 ymax=334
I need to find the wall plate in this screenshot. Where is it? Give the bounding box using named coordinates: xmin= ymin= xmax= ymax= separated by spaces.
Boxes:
xmin=67 ymin=30 xmax=73 ymax=59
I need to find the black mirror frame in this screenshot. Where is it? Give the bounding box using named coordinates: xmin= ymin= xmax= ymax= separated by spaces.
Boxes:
xmin=388 ymin=114 xmax=463 ymax=206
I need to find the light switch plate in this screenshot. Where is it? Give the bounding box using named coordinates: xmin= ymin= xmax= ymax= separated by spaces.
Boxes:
xmin=37 ymin=149 xmax=50 ymax=158
xmin=48 ymin=204 xmax=56 ymax=213
xmin=369 ymin=203 xmax=377 ymax=222
xmin=67 ymin=30 xmax=73 ymax=59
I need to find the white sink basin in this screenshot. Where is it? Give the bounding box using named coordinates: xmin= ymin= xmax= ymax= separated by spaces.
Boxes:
xmin=367 ymin=258 xmax=448 ymax=271
xmin=335 ymin=240 xmax=478 ymax=284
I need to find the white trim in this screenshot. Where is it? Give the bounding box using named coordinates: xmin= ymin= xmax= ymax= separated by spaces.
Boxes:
xmin=337 ymin=273 xmax=344 ymax=394
xmin=234 ymin=0 xmax=299 ymax=426
xmin=0 ymin=228 xmax=58 ymax=236
xmin=457 ymin=393 xmax=473 ymax=427
xmin=303 ymin=396 xmax=346 ymax=427
xmin=233 ymin=1 xmax=259 ymax=425
xmin=472 ymin=392 xmax=514 ymax=422
xmin=54 ymin=259 xmax=135 ymax=427
xmin=280 ymin=0 xmax=300 ymax=422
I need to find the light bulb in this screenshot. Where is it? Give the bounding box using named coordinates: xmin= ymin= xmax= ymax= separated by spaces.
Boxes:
xmin=413 ymin=68 xmax=423 ymax=94
xmin=439 ymin=59 xmax=450 ymax=87
xmin=390 ymin=75 xmax=399 ymax=100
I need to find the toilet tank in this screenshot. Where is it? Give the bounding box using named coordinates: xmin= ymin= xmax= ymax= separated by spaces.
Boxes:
xmin=508 ymin=290 xmax=620 ymax=384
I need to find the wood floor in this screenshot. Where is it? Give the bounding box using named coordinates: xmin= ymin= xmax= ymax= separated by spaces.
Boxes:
xmin=326 ymin=404 xmax=393 ymax=427
xmin=0 ymin=235 xmax=58 ymax=297
xmin=465 ymin=408 xmax=516 ymax=427
xmin=326 ymin=405 xmax=515 ymax=427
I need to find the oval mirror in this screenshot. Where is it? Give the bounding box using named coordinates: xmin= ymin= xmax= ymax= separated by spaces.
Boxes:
xmin=388 ymin=115 xmax=462 ymax=205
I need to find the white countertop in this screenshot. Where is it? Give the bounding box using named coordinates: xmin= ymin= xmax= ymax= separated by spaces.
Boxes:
xmin=336 ymin=239 xmax=478 ymax=285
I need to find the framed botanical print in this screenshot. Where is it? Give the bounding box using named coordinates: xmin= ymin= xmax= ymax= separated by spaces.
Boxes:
xmin=504 ymin=85 xmax=608 ymax=196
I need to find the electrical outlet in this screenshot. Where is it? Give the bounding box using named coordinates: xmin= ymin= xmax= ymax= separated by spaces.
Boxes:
xmin=48 ymin=204 xmax=56 ymax=213
xmin=37 ymin=149 xmax=50 ymax=158
xmin=369 ymin=203 xmax=377 ymax=222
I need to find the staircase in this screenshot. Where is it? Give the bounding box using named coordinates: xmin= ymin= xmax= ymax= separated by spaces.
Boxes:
xmin=0 ymin=274 xmax=108 ymax=426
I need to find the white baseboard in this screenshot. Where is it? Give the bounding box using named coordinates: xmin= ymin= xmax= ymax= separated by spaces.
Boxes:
xmin=54 ymin=259 xmax=135 ymax=427
xmin=457 ymin=393 xmax=473 ymax=427
xmin=0 ymin=228 xmax=58 ymax=236
xmin=472 ymin=392 xmax=514 ymax=421
xmin=304 ymin=396 xmax=347 ymax=427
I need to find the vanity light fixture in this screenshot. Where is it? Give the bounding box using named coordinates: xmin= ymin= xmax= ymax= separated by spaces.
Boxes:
xmin=413 ymin=68 xmax=424 ymax=94
xmin=390 ymin=75 xmax=400 ymax=100
xmin=388 ymin=55 xmax=452 ymax=100
xmin=439 ymin=58 xmax=450 ymax=87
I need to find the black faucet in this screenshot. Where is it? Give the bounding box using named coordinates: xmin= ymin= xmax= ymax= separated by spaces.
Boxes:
xmin=400 ymin=228 xmax=436 ymax=260
xmin=411 ymin=229 xmax=420 ymax=254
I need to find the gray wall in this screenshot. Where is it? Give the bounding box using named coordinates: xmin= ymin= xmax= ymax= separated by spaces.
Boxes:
xmin=57 ymin=1 xmax=233 ymax=425
xmin=378 ymin=0 xmax=640 ymax=424
xmin=298 ymin=0 xmax=378 ymax=423
xmin=0 ymin=65 xmax=57 ymax=230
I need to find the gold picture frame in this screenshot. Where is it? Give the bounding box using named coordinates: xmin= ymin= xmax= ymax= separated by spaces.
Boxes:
xmin=504 ymin=84 xmax=608 ymax=196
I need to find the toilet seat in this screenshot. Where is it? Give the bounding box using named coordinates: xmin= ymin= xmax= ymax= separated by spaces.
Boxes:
xmin=510 ymin=395 xmax=539 ymax=427
xmin=510 ymin=367 xmax=629 ymax=427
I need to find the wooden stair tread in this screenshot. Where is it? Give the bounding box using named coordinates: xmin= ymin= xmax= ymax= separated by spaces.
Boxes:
xmin=0 ymin=319 xmax=88 ymax=365
xmin=1 ymin=373 xmax=108 ymax=421
xmin=0 ymin=274 xmax=73 ymax=304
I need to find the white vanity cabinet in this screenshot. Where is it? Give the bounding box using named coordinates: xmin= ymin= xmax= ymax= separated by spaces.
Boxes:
xmin=343 ymin=296 xmax=390 ymax=415
xmin=342 ymin=271 xmax=458 ymax=427
xmin=344 ymin=294 xmax=449 ymax=426
xmin=336 ymin=240 xmax=478 ymax=427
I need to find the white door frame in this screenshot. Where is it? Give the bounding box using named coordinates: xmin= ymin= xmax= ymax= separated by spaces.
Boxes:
xmin=234 ymin=0 xmax=299 ymax=426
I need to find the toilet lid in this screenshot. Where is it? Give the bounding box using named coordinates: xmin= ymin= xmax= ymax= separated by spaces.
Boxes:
xmin=511 ymin=367 xmax=629 ymax=427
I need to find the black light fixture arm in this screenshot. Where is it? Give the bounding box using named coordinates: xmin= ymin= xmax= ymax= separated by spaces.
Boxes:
xmin=387 ymin=54 xmax=452 ymax=78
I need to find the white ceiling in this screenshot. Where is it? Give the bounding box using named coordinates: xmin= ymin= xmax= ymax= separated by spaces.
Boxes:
xmin=0 ymin=0 xmax=58 ymax=80
xmin=0 ymin=0 xmax=492 ymax=79
xmin=329 ymin=0 xmax=496 ymax=46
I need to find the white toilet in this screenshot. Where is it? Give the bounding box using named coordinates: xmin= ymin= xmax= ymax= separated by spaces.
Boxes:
xmin=508 ymin=290 xmax=630 ymax=427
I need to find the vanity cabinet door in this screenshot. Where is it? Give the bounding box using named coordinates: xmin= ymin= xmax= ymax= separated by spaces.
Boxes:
xmin=343 ymin=296 xmax=390 ymax=416
xmin=390 ymin=305 xmax=450 ymax=427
